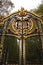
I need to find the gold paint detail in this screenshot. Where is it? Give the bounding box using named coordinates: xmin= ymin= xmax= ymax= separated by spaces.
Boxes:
xmin=10 ymin=18 xmax=34 ymax=39
xmin=0 ymin=8 xmax=42 ymax=39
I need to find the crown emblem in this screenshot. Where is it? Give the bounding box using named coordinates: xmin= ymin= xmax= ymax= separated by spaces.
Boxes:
xmin=17 ymin=7 xmax=28 ymax=16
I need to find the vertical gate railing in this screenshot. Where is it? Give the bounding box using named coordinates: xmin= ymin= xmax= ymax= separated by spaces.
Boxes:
xmin=0 ymin=8 xmax=42 ymax=65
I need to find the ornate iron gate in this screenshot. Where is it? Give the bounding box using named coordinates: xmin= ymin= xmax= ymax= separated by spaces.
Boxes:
xmin=0 ymin=8 xmax=43 ymax=65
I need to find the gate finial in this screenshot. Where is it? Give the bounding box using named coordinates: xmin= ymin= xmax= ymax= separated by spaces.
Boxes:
xmin=18 ymin=7 xmax=27 ymax=16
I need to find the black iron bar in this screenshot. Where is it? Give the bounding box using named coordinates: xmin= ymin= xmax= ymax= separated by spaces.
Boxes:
xmin=21 ymin=16 xmax=24 ymax=65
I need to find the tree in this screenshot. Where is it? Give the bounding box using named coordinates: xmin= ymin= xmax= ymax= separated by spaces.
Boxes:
xmin=0 ymin=0 xmax=14 ymax=15
xmin=33 ymin=3 xmax=43 ymax=15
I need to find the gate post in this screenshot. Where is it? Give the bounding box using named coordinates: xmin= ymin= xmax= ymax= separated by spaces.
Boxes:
xmin=19 ymin=40 xmax=22 ymax=65
xmin=19 ymin=40 xmax=26 ymax=65
xmin=23 ymin=40 xmax=26 ymax=65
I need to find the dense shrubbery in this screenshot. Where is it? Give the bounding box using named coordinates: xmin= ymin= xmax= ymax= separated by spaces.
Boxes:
xmin=4 ymin=36 xmax=42 ymax=63
xmin=4 ymin=36 xmax=19 ymax=63
xmin=26 ymin=36 xmax=41 ymax=63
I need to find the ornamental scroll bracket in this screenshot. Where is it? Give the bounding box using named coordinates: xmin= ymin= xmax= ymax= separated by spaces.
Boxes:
xmin=0 ymin=8 xmax=42 ymax=39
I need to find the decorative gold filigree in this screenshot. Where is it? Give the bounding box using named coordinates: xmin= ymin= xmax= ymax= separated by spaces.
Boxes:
xmin=17 ymin=7 xmax=28 ymax=16
xmin=10 ymin=17 xmax=34 ymax=39
xmin=0 ymin=8 xmax=42 ymax=39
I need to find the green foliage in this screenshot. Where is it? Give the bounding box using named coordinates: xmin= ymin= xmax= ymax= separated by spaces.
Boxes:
xmin=5 ymin=36 xmax=19 ymax=63
xmin=26 ymin=36 xmax=41 ymax=63
xmin=33 ymin=4 xmax=43 ymax=15
xmin=4 ymin=35 xmax=42 ymax=63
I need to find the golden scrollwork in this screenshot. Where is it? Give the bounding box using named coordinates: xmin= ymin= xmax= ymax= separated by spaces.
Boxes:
xmin=10 ymin=17 xmax=34 ymax=39
xmin=0 ymin=8 xmax=42 ymax=39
